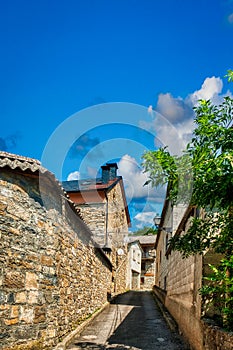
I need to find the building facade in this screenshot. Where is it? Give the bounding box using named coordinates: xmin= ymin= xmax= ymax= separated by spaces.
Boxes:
xmin=62 ymin=163 xmax=131 ymax=295
xmin=154 ymin=197 xmax=203 ymax=350
xmin=126 ymin=240 xmax=142 ymax=290
xmin=129 ymin=235 xmax=156 ymax=290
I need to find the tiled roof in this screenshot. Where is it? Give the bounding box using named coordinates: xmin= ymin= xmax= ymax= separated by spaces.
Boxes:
xmin=62 ymin=175 xmax=131 ymax=227
xmin=0 ymin=151 xmax=47 ymax=173
xmin=129 ymin=235 xmax=156 ymax=245
xmin=0 ymin=151 xmax=83 ymax=219
xmin=62 ymin=177 xmax=122 ymax=192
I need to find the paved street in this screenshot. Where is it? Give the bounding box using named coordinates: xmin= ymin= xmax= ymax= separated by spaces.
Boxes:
xmin=67 ymin=291 xmax=189 ymax=350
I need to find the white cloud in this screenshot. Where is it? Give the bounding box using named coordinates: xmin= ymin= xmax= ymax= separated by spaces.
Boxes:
xmin=157 ymin=93 xmax=193 ymax=124
xmin=145 ymin=75 xmax=233 ymax=155
xmin=154 ymin=116 xmax=194 ymax=155
xmin=134 ymin=211 xmax=155 ymax=228
xmin=67 ymin=171 xmax=80 ymax=181
xmin=118 ymin=154 xmax=148 ymax=199
xmin=188 ymin=76 xmax=223 ymax=106
xmin=118 ymin=154 xmax=165 ymax=202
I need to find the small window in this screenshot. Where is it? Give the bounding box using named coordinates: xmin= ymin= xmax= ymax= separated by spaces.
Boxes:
xmin=164 ymin=276 xmax=167 ymax=290
xmin=165 ymin=234 xmax=169 ymax=251
xmin=133 ymin=249 xmax=136 ymax=260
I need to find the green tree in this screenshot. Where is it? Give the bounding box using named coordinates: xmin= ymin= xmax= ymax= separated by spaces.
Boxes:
xmin=131 ymin=225 xmax=158 ymax=236
xmin=142 ymin=71 xmax=233 ymax=329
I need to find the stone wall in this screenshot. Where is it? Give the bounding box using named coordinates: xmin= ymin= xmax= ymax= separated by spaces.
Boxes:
xmin=77 ymin=203 xmax=107 ymax=246
xmin=201 ymin=319 xmax=233 ymax=350
xmin=156 ymin=206 xmax=203 ymax=350
xmin=111 ymin=246 xmax=127 ymax=295
xmin=155 ymin=230 xmax=166 ymax=288
xmin=0 ymin=168 xmax=112 ymax=350
xmin=107 ymin=181 xmax=128 ymax=235
xmin=76 ymin=180 xmax=129 ymax=295
xmin=142 ymin=273 xmax=155 ymax=290
xmin=165 ymin=250 xmax=203 ymax=350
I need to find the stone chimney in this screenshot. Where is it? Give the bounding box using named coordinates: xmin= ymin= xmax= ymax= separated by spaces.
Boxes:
xmin=106 ymin=163 xmax=118 ymax=180
xmin=101 ymin=163 xmax=118 ymax=183
xmin=101 ymin=165 xmax=110 ymax=184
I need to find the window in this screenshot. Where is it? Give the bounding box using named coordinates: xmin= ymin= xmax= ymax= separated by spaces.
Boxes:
xmin=133 ymin=249 xmax=136 ymax=261
xmin=165 ymin=234 xmax=169 ymax=251
xmin=164 ymin=276 xmax=167 ymax=290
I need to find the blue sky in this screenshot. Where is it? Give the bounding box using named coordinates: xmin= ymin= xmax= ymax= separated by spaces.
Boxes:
xmin=1 ymin=0 xmax=233 ymax=230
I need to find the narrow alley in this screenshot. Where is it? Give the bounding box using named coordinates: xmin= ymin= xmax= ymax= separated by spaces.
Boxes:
xmin=67 ymin=291 xmax=189 ymax=350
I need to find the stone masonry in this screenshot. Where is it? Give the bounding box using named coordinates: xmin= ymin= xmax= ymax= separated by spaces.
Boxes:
xmin=77 ymin=203 xmax=106 ymax=247
xmin=0 ymin=157 xmax=114 ymax=350
xmin=155 ymin=201 xmax=203 ymax=350
xmin=63 ymin=166 xmax=130 ymax=297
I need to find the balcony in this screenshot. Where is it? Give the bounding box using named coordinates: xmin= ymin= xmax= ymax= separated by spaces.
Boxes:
xmin=142 ymin=252 xmax=156 ymax=259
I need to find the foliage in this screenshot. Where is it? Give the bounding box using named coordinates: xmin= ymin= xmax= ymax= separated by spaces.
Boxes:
xmin=200 ymin=257 xmax=233 ymax=330
xmin=142 ymin=71 xmax=233 ymax=328
xmin=143 ymin=96 xmax=233 ymax=254
xmin=225 ymin=69 xmax=233 ymax=82
xmin=143 ymin=97 xmax=233 ymax=208
xmin=131 ymin=225 xmax=158 ymax=236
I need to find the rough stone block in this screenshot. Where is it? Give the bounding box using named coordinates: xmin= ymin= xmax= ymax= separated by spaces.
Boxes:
xmin=34 ymin=305 xmax=46 ymax=323
xmin=46 ymin=327 xmax=56 ymax=338
xmin=10 ymin=305 xmax=19 ymax=318
xmin=25 ymin=272 xmax=38 ymax=290
xmin=0 ymin=201 xmax=7 ymax=214
xmin=20 ymin=306 xmax=34 ymax=323
xmin=0 ymin=290 xmax=6 ymax=303
xmin=8 ymin=227 xmax=20 ymax=235
xmin=15 ymin=326 xmax=38 ymax=340
xmin=15 ymin=291 xmax=27 ymax=303
xmin=4 ymin=271 xmax=25 ymax=289
xmin=4 ymin=317 xmax=19 ymax=325
xmin=41 ymin=255 xmax=54 ymax=267
xmin=28 ymin=290 xmax=39 ymax=304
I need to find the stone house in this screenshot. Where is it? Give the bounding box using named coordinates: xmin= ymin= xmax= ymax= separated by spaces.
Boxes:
xmin=126 ymin=240 xmax=142 ymax=290
xmin=154 ymin=194 xmax=232 ymax=350
xmin=129 ymin=235 xmax=156 ymax=289
xmin=62 ymin=163 xmax=131 ymax=295
xmin=0 ymin=152 xmax=127 ymax=350
xmin=154 ymin=198 xmax=202 ymax=350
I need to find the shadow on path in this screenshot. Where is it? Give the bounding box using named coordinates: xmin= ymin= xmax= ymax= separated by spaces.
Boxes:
xmin=68 ymin=291 xmax=189 ymax=350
